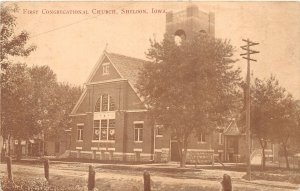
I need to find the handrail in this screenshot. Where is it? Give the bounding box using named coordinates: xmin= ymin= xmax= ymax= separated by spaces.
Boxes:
xmin=250 ymin=149 xmax=262 ymax=161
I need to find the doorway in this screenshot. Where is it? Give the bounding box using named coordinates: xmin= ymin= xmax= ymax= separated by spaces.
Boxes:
xmin=170 ymin=141 xmax=180 ymax=162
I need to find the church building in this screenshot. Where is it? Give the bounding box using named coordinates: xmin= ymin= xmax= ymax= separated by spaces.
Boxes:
xmin=69 ymin=5 xmax=277 ymax=163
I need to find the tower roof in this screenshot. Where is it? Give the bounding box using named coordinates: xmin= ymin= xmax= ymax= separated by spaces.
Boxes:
xmin=223 ymin=120 xmax=241 ymax=136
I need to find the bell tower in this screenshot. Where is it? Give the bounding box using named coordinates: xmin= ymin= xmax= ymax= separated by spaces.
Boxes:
xmin=166 ymin=5 xmax=215 ymax=41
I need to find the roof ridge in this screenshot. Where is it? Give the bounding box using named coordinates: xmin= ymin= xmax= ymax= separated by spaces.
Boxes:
xmin=106 ymin=51 xmax=149 ymax=63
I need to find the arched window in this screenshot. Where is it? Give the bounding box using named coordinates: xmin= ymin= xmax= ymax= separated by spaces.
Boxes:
xmin=94 ymin=94 xmax=115 ymax=112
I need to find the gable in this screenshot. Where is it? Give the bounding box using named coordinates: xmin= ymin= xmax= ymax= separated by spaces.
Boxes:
xmin=71 ymin=51 xmax=149 ymax=115
xmin=89 ymin=57 xmax=122 ymax=83
xmin=224 ymin=120 xmax=241 ymax=136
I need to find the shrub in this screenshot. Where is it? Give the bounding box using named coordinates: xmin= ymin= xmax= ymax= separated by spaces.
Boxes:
xmin=0 ymin=177 xmax=86 ymax=191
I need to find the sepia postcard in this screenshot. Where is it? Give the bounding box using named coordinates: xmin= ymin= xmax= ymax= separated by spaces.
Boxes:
xmin=0 ymin=1 xmax=300 ymax=191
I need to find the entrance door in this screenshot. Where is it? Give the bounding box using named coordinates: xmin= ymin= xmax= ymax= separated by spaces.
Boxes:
xmin=170 ymin=141 xmax=180 ymax=162
xmin=227 ymin=136 xmax=239 ymax=162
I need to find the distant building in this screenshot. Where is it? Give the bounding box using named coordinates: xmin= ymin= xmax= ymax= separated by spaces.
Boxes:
xmin=69 ymin=5 xmax=278 ymax=163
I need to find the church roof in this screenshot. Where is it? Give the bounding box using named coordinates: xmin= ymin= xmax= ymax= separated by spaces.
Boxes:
xmin=105 ymin=51 xmax=149 ymax=91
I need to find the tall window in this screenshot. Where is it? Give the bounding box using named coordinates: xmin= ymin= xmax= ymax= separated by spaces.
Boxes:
xmin=102 ymin=63 xmax=110 ymax=75
xmin=102 ymin=94 xmax=108 ymax=111
xmin=77 ymin=124 xmax=84 ymax=141
xmin=94 ymin=94 xmax=115 ymax=112
xmin=198 ymin=133 xmax=206 ymax=143
xmin=155 ymin=125 xmax=163 ymax=137
xmin=100 ymin=119 xmax=108 ymax=140
xmin=93 ymin=120 xmax=100 ymax=140
xmin=98 ymin=119 xmax=115 ymax=141
xmin=134 ymin=123 xmax=143 ymax=142
xmin=108 ymin=119 xmax=115 ymax=140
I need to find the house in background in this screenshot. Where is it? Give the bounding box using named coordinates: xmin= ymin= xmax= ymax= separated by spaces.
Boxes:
xmin=44 ymin=129 xmax=71 ymax=157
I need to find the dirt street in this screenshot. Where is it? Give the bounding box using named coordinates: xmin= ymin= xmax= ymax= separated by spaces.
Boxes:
xmin=0 ymin=162 xmax=299 ymax=191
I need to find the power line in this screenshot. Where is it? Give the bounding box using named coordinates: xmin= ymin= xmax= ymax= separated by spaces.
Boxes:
xmin=30 ymin=16 xmax=98 ymax=38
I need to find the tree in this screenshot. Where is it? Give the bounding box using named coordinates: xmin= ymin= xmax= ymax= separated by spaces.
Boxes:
xmin=249 ymin=75 xmax=299 ymax=170
xmin=137 ymin=33 xmax=241 ymax=167
xmin=0 ymin=3 xmax=36 ymax=69
xmin=1 ymin=63 xmax=82 ymax=158
xmin=0 ymin=3 xmax=36 ymax=158
xmin=1 ymin=63 xmax=35 ymax=158
xmin=45 ymin=82 xmax=82 ymax=141
xmin=29 ymin=66 xmax=57 ymax=131
xmin=271 ymin=93 xmax=299 ymax=169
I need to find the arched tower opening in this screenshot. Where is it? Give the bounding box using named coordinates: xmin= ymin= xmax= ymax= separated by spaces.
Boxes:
xmin=174 ymin=29 xmax=186 ymax=46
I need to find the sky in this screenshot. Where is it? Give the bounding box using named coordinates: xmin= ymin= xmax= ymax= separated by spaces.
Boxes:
xmin=7 ymin=1 xmax=300 ymax=99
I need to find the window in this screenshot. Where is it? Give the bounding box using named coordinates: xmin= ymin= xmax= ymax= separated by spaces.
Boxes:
xmin=95 ymin=98 xmax=101 ymax=112
xmin=218 ymin=133 xmax=223 ymax=145
xmin=94 ymin=94 xmax=115 ymax=112
xmin=155 ymin=125 xmax=163 ymax=137
xmin=108 ymin=119 xmax=115 ymax=140
xmin=99 ymin=119 xmax=115 ymax=141
xmin=77 ymin=124 xmax=84 ymax=141
xmin=134 ymin=123 xmax=143 ymax=142
xmin=102 ymin=94 xmax=108 ymax=111
xmin=93 ymin=120 xmax=100 ymax=140
xmin=100 ymin=119 xmax=108 ymax=140
xmin=102 ymin=63 xmax=109 ymax=75
xmin=198 ymin=133 xmax=206 ymax=143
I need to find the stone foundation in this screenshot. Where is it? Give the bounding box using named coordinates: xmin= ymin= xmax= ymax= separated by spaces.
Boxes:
xmin=69 ymin=151 xmax=78 ymax=158
xmin=153 ymin=149 xmax=214 ymax=164
xmin=161 ymin=149 xmax=170 ymax=162
xmin=80 ymin=151 xmax=93 ymax=159
xmin=70 ymin=149 xmax=213 ymax=164
xmin=69 ymin=150 xmax=152 ymax=162
xmin=186 ymin=150 xmax=214 ymax=164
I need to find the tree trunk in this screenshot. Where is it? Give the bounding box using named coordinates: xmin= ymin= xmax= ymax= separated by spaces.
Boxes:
xmin=180 ymin=136 xmax=188 ymax=168
xmin=180 ymin=142 xmax=188 ymax=168
xmin=261 ymin=146 xmax=266 ymax=170
xmin=16 ymin=138 xmax=22 ymax=161
xmin=282 ymin=143 xmax=290 ymax=170
xmin=8 ymin=135 xmax=11 ymax=156
xmin=177 ymin=140 xmax=183 ymax=167
xmin=259 ymin=139 xmax=267 ymax=171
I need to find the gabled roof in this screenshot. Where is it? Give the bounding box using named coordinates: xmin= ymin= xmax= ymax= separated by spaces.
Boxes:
xmin=105 ymin=52 xmax=149 ymax=93
xmin=71 ymin=50 xmax=149 ymax=115
xmin=223 ymin=120 xmax=241 ymax=136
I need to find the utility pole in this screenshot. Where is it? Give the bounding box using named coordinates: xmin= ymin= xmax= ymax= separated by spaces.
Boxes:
xmin=240 ymin=39 xmax=259 ymax=181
